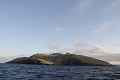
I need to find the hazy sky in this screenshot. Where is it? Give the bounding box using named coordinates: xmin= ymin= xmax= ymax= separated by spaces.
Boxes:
xmin=0 ymin=0 xmax=120 ymax=64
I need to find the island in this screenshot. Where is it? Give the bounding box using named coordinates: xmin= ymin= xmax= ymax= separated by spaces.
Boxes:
xmin=6 ymin=53 xmax=112 ymax=66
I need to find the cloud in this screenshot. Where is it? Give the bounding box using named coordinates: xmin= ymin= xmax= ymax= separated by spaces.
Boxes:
xmin=109 ymin=0 xmax=120 ymax=10
xmin=102 ymin=0 xmax=120 ymax=14
xmin=91 ymin=53 xmax=120 ymax=65
xmin=89 ymin=45 xmax=108 ymax=54
xmin=73 ymin=41 xmax=81 ymax=46
xmin=92 ymin=21 xmax=113 ymax=33
xmin=69 ymin=43 xmax=120 ymax=64
xmin=73 ymin=44 xmax=120 ymax=56
xmin=55 ymin=27 xmax=65 ymax=32
xmin=115 ymin=42 xmax=120 ymax=46
xmin=51 ymin=26 xmax=65 ymax=34
xmin=109 ymin=60 xmax=120 ymax=65
xmin=0 ymin=57 xmax=16 ymax=63
xmin=73 ymin=41 xmax=87 ymax=47
xmin=75 ymin=0 xmax=96 ymax=14
xmin=0 ymin=55 xmax=28 ymax=63
xmin=0 ymin=57 xmax=9 ymax=63
xmin=46 ymin=40 xmax=120 ymax=65
xmin=88 ymin=45 xmax=120 ymax=55
xmin=48 ymin=44 xmax=59 ymax=50
xmin=75 ymin=46 xmax=120 ymax=65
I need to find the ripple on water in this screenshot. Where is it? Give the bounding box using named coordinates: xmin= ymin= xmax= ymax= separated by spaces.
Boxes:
xmin=0 ymin=64 xmax=120 ymax=80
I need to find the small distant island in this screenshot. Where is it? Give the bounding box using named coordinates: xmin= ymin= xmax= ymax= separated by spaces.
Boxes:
xmin=6 ymin=53 xmax=112 ymax=66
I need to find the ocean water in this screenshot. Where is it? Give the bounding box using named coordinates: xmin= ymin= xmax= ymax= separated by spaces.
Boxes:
xmin=0 ymin=64 xmax=120 ymax=80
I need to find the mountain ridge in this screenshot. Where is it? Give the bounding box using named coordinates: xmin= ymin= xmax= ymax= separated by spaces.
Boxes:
xmin=6 ymin=53 xmax=112 ymax=66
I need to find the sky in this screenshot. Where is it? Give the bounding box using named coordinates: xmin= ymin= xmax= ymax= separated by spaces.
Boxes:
xmin=0 ymin=0 xmax=120 ymax=64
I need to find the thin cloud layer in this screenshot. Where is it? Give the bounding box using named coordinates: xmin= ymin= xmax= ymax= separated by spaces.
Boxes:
xmin=0 ymin=0 xmax=120 ymax=65
xmin=109 ymin=0 xmax=120 ymax=11
xmin=75 ymin=0 xmax=96 ymax=14
xmin=74 ymin=45 xmax=120 ymax=64
xmin=48 ymin=44 xmax=59 ymax=50
xmin=55 ymin=41 xmax=120 ymax=65
xmin=51 ymin=26 xmax=65 ymax=34
xmin=92 ymin=21 xmax=112 ymax=33
xmin=0 ymin=57 xmax=8 ymax=63
xmin=109 ymin=61 xmax=120 ymax=65
xmin=73 ymin=41 xmax=88 ymax=47
xmin=115 ymin=42 xmax=120 ymax=46
xmin=102 ymin=0 xmax=120 ymax=14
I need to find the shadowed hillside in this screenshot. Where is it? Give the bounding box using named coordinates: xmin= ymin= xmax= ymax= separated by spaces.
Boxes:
xmin=6 ymin=53 xmax=112 ymax=66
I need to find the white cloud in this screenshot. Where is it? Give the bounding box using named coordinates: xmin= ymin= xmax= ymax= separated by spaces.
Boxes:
xmin=0 ymin=57 xmax=9 ymax=63
xmin=48 ymin=44 xmax=59 ymax=50
xmin=88 ymin=45 xmax=120 ymax=55
xmin=55 ymin=27 xmax=65 ymax=32
xmin=92 ymin=21 xmax=113 ymax=33
xmin=61 ymin=42 xmax=120 ymax=64
xmin=73 ymin=41 xmax=87 ymax=47
xmin=0 ymin=55 xmax=28 ymax=63
xmin=109 ymin=0 xmax=120 ymax=10
xmin=72 ymin=44 xmax=120 ymax=65
xmin=115 ymin=42 xmax=120 ymax=46
xmin=89 ymin=45 xmax=107 ymax=54
xmin=109 ymin=61 xmax=120 ymax=65
xmin=72 ymin=44 xmax=120 ymax=57
xmin=102 ymin=0 xmax=120 ymax=14
xmin=51 ymin=26 xmax=65 ymax=34
xmin=75 ymin=0 xmax=96 ymax=14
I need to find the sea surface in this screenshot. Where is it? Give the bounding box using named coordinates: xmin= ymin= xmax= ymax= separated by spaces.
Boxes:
xmin=0 ymin=64 xmax=120 ymax=80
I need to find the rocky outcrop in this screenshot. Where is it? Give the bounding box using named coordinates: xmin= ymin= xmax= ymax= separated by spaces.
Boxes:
xmin=6 ymin=53 xmax=112 ymax=66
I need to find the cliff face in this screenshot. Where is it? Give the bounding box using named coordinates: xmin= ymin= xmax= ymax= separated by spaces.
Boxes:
xmin=6 ymin=53 xmax=112 ymax=66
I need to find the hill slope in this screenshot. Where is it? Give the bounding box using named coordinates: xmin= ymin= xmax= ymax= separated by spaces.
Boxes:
xmin=6 ymin=53 xmax=112 ymax=66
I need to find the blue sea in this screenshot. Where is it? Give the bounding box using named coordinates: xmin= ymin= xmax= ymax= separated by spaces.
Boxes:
xmin=0 ymin=64 xmax=120 ymax=80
